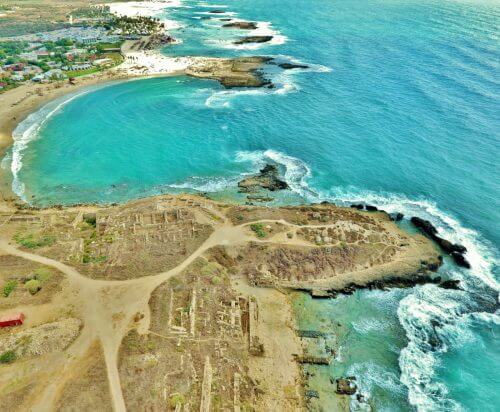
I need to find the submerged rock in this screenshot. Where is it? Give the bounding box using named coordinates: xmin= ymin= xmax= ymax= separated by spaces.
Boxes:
xmin=234 ymin=35 xmax=273 ymax=45
xmin=238 ymin=164 xmax=289 ymax=193
xmin=223 ymin=21 xmax=258 ymax=30
xmin=209 ymin=9 xmax=226 ymax=13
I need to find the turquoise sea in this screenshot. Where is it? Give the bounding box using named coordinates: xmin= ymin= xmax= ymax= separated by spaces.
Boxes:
xmin=2 ymin=0 xmax=499 ymax=410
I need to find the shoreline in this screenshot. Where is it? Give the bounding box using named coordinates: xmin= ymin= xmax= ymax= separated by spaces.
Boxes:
xmin=0 ymin=67 xmax=186 ymax=208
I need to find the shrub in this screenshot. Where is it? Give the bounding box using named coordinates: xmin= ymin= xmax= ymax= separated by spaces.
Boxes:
xmin=3 ymin=280 xmax=18 ymax=297
xmin=34 ymin=267 xmax=52 ymax=283
xmin=250 ymin=223 xmax=266 ymax=238
xmin=0 ymin=351 xmax=16 ymax=364
xmin=169 ymin=393 xmax=185 ymax=408
xmin=25 ymin=279 xmax=41 ymax=295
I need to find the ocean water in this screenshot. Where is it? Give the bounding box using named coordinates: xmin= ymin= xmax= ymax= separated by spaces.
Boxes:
xmin=3 ymin=0 xmax=499 ymax=410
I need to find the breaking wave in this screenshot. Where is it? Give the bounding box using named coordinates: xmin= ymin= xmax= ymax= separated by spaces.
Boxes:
xmin=204 ymin=55 xmax=331 ymax=108
xmin=233 ymin=151 xmax=499 ymax=411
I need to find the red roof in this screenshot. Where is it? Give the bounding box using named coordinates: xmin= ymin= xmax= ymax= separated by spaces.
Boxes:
xmin=0 ymin=312 xmax=24 ymax=327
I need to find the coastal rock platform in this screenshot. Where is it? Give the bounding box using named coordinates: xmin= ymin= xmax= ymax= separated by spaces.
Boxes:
xmin=186 ymin=56 xmax=272 ymax=88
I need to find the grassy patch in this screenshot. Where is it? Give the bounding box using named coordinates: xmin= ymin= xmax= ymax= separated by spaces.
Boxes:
xmin=65 ymin=67 xmax=100 ymax=78
xmin=250 ymin=223 xmax=266 ymax=238
xmin=0 ymin=351 xmax=16 ymax=364
xmin=14 ymin=233 xmax=55 ymax=249
xmin=3 ymin=280 xmax=18 ymax=297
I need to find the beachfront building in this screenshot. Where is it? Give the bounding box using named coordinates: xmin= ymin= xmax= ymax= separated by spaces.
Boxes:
xmin=32 ymin=69 xmax=67 ymax=82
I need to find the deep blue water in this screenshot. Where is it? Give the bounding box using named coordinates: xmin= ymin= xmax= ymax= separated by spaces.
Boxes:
xmin=4 ymin=0 xmax=499 ymax=410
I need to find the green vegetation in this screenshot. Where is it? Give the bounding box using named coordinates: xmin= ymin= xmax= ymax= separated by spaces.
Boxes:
xmin=250 ymin=223 xmax=266 ymax=238
xmin=14 ymin=233 xmax=56 ymax=249
xmin=3 ymin=280 xmax=18 ymax=297
xmin=24 ymin=279 xmax=41 ymax=295
xmin=0 ymin=41 xmax=27 ymax=59
xmin=82 ymin=253 xmax=107 ymax=264
xmin=169 ymin=393 xmax=186 ymax=408
xmin=0 ymin=351 xmax=16 ymax=364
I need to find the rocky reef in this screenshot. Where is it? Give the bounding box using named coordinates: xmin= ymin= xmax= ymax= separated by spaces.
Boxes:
xmin=238 ymin=164 xmax=289 ymax=193
xmin=223 ymin=21 xmax=258 ymax=30
xmin=234 ymin=35 xmax=274 ymax=45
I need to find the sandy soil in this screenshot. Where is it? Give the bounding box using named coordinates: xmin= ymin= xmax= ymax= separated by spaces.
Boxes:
xmin=0 ymin=196 xmax=441 ymax=411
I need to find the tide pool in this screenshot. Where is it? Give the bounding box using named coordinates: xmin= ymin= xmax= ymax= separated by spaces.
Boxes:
xmin=4 ymin=0 xmax=499 ymax=410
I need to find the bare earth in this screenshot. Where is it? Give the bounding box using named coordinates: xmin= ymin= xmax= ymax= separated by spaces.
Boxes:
xmin=0 ymin=194 xmax=440 ymax=411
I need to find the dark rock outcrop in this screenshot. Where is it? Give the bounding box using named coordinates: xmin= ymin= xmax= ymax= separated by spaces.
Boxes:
xmin=365 ymin=205 xmax=378 ymax=211
xmin=410 ymin=217 xmax=470 ymax=269
xmin=451 ymin=252 xmax=471 ymax=269
xmin=336 ymin=377 xmax=357 ymax=395
xmin=350 ymin=204 xmax=364 ymax=210
xmin=234 ymin=35 xmax=273 ymax=45
xmin=223 ymin=21 xmax=258 ymax=30
xmin=209 ymin=9 xmax=226 ymax=13
xmin=279 ymin=62 xmax=309 ymax=70
xmin=438 ymin=279 xmax=462 ymax=290
xmin=392 ymin=212 xmax=404 ymax=221
xmin=238 ymin=164 xmax=289 ymax=193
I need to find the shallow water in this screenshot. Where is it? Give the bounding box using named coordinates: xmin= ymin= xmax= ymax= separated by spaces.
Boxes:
xmin=4 ymin=0 xmax=499 ymax=410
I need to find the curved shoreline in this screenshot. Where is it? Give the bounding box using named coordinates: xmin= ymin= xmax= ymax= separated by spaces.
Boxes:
xmin=0 ymin=68 xmax=185 ymax=207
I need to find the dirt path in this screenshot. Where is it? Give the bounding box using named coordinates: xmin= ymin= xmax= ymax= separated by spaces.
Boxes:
xmin=0 ymin=220 xmax=258 ymax=411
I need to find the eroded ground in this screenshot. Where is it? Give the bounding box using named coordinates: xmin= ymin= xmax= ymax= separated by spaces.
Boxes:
xmin=0 ymin=195 xmax=440 ymax=411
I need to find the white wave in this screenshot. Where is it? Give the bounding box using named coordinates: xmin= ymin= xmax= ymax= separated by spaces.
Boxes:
xmin=218 ymin=21 xmax=287 ymax=51
xmin=352 ymin=318 xmax=390 ymax=334
xmin=320 ymin=187 xmax=499 ymax=291
xmin=168 ymin=175 xmax=242 ymax=192
xmin=10 ymin=89 xmax=93 ymax=201
xmin=196 ymin=3 xmax=228 ymax=7
xmin=204 ymin=87 xmax=272 ymax=109
xmin=398 ymin=287 xmax=465 ymax=411
xmin=348 ymin=361 xmax=406 ymax=396
xmin=202 ymin=54 xmax=331 ymax=108
xmin=194 ymin=11 xmax=236 ymax=16
xmin=271 ymin=54 xmax=333 ymax=73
